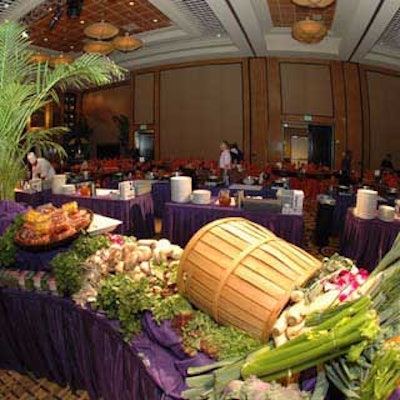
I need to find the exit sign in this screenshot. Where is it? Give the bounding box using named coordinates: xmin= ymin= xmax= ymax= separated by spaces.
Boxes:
xmin=304 ymin=114 xmax=313 ymax=122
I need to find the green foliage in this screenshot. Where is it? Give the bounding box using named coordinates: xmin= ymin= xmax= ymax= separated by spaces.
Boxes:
xmin=50 ymin=234 xmax=111 ymax=295
xmin=51 ymin=251 xmax=85 ymax=295
xmin=72 ymin=234 xmax=111 ymax=260
xmin=96 ymin=274 xmax=152 ymax=339
xmin=151 ymin=294 xmax=192 ymax=324
xmin=0 ymin=215 xmax=23 ymax=268
xmin=0 ymin=20 xmax=125 ymax=200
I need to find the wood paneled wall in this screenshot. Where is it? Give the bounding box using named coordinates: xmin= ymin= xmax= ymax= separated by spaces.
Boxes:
xmin=78 ymin=57 xmax=399 ymax=170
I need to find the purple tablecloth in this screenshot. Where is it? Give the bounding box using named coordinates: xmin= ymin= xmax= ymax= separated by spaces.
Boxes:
xmin=152 ymin=182 xmax=171 ymax=218
xmin=162 ymin=201 xmax=304 ymax=248
xmin=50 ymin=193 xmax=155 ymax=238
xmin=340 ymin=209 xmax=400 ymax=270
xmin=0 ymin=201 xmax=26 ymax=236
xmin=14 ymin=190 xmax=52 ymax=208
xmin=0 ymin=288 xmax=211 ymax=400
xmin=200 ymin=185 xmax=278 ymax=198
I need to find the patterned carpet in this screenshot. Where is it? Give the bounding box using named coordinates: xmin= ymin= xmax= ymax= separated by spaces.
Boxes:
xmin=0 ymin=200 xmax=339 ymax=399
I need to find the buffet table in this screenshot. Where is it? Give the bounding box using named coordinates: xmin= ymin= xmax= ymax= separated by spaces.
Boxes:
xmin=50 ymin=193 xmax=154 ymax=238
xmin=0 ymin=288 xmax=210 ymax=400
xmin=14 ymin=189 xmax=52 ymax=208
xmin=162 ymin=201 xmax=304 ymax=248
xmin=340 ymin=209 xmax=400 ymax=270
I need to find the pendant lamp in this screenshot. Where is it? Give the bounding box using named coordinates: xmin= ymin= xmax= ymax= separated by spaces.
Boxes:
xmin=83 ymin=40 xmax=114 ymax=55
xmin=291 ymin=0 xmax=335 ymax=8
xmin=50 ymin=53 xmax=74 ymax=67
xmin=292 ymin=18 xmax=327 ymax=44
xmin=113 ymin=33 xmax=143 ymax=52
xmin=84 ymin=21 xmax=118 ymax=40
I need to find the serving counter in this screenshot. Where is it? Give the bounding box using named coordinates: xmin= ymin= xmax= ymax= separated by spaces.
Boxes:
xmin=340 ymin=209 xmax=400 ymax=270
xmin=162 ymin=201 xmax=304 ymax=248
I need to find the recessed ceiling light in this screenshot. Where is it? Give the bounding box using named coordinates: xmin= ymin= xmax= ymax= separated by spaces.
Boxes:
xmin=48 ymin=7 xmax=53 ymax=12
xmin=4 ymin=3 xmax=9 ymax=8
xmin=43 ymin=37 xmax=49 ymax=42
xmin=70 ymin=45 xmax=75 ymax=49
xmin=216 ymin=33 xmax=222 ymax=38
xmin=21 ymin=31 xmax=29 ymax=38
xmin=129 ymin=1 xmax=135 ymax=5
xmin=80 ymin=19 xmax=85 ymax=24
xmin=152 ymin=18 xmax=158 ymax=23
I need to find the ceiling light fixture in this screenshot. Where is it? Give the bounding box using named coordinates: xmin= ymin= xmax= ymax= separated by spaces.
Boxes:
xmin=50 ymin=53 xmax=75 ymax=67
xmin=83 ymin=40 xmax=114 ymax=55
xmin=84 ymin=20 xmax=119 ymax=40
xmin=67 ymin=0 xmax=84 ymax=18
xmin=292 ymin=18 xmax=327 ymax=43
xmin=152 ymin=19 xmax=158 ymax=23
xmin=30 ymin=52 xmax=50 ymax=64
xmin=113 ymin=32 xmax=143 ymax=52
xmin=291 ymin=0 xmax=335 ymax=8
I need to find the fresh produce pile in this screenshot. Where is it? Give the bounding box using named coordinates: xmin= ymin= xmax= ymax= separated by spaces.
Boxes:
xmin=182 ymin=244 xmax=400 ymax=400
xmin=15 ymin=202 xmax=92 ymax=246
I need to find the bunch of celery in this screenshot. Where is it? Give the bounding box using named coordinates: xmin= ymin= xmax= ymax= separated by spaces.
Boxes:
xmin=183 ymin=296 xmax=379 ymax=400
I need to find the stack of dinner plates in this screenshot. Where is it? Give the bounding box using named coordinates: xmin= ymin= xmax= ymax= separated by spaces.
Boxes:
xmin=354 ymin=189 xmax=377 ymax=219
xmin=378 ymin=205 xmax=395 ymax=222
xmin=61 ymin=184 xmax=76 ymax=195
xmin=171 ymin=176 xmax=192 ymax=203
xmin=192 ymin=189 xmax=211 ymax=205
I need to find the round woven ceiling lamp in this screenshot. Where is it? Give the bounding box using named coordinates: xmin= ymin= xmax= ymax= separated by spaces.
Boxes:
xmin=292 ymin=19 xmax=327 ymax=44
xmin=50 ymin=54 xmax=74 ymax=67
xmin=84 ymin=21 xmax=119 ymax=40
xmin=83 ymin=40 xmax=114 ymax=55
xmin=291 ymin=0 xmax=335 ymax=8
xmin=113 ymin=33 xmax=143 ymax=52
xmin=30 ymin=53 xmax=51 ymax=64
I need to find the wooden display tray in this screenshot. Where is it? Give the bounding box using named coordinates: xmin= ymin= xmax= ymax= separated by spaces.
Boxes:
xmin=14 ymin=209 xmax=93 ymax=253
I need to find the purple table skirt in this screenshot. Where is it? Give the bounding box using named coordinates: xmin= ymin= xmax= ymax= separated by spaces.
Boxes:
xmin=162 ymin=201 xmax=304 ymax=248
xmin=14 ymin=190 xmax=52 ymax=208
xmin=340 ymin=209 xmax=400 ymax=270
xmin=50 ymin=193 xmax=155 ymax=239
xmin=0 ymin=288 xmax=211 ymax=400
xmin=0 ymin=200 xmax=26 ymax=236
xmin=152 ymin=182 xmax=171 ymax=219
xmin=200 ymin=185 xmax=277 ymax=199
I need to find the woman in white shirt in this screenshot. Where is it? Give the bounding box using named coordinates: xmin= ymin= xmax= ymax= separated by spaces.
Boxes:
xmin=219 ymin=140 xmax=231 ymax=185
xmin=27 ymin=152 xmax=56 ymax=180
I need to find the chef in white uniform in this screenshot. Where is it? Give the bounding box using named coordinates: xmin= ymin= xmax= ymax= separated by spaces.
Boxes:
xmin=27 ymin=152 xmax=56 ymax=180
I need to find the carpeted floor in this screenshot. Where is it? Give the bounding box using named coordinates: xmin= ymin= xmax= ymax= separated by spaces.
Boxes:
xmin=0 ymin=199 xmax=340 ymax=399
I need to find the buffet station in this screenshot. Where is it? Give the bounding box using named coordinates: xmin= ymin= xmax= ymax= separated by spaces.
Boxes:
xmin=0 ymin=192 xmax=400 ymax=400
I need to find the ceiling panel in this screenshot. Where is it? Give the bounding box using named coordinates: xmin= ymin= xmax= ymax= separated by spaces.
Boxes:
xmin=22 ymin=0 xmax=172 ymax=53
xmin=376 ymin=7 xmax=400 ymax=51
xmin=266 ymin=0 xmax=336 ymax=28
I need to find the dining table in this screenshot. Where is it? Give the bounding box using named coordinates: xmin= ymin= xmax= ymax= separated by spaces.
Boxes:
xmin=49 ymin=193 xmax=155 ymax=238
xmin=162 ymin=200 xmax=304 ymax=248
xmin=340 ymin=208 xmax=400 ymax=270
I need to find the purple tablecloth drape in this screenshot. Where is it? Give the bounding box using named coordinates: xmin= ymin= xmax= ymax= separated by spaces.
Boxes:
xmin=340 ymin=209 xmax=400 ymax=270
xmin=200 ymin=185 xmax=278 ymax=198
xmin=0 ymin=288 xmax=211 ymax=400
xmin=332 ymin=194 xmax=355 ymax=235
xmin=0 ymin=201 xmax=26 ymax=236
xmin=162 ymin=201 xmax=304 ymax=248
xmin=50 ymin=193 xmax=155 ymax=238
xmin=152 ymin=182 xmax=171 ymax=218
xmin=14 ymin=190 xmax=52 ymax=208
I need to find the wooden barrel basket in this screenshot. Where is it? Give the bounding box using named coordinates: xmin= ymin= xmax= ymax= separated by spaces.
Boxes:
xmin=177 ymin=217 xmax=321 ymax=342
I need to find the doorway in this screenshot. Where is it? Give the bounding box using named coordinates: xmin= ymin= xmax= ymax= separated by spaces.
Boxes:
xmin=282 ymin=123 xmax=334 ymax=168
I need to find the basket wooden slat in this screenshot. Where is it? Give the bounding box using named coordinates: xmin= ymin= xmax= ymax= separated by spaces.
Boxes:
xmin=178 ymin=217 xmax=321 ymax=342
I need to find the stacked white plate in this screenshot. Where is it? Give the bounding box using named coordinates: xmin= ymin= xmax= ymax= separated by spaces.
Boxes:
xmin=192 ymin=189 xmax=211 ymax=205
xmin=52 ymin=174 xmax=67 ymax=194
xmin=354 ymin=189 xmax=377 ymax=219
xmin=61 ymin=184 xmax=76 ymax=195
xmin=171 ymin=176 xmax=192 ymax=203
xmin=378 ymin=205 xmax=395 ymax=222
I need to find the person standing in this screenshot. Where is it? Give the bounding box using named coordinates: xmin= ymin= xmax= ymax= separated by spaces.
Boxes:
xmin=230 ymin=142 xmax=243 ymax=165
xmin=27 ymin=152 xmax=56 ymax=180
xmin=381 ymin=153 xmax=394 ymax=171
xmin=219 ymin=140 xmax=231 ymax=185
xmin=339 ymin=150 xmax=352 ymax=186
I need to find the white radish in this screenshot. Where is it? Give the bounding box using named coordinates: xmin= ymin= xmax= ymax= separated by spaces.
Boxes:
xmin=157 ymin=239 xmax=171 ymax=249
xmin=286 ymin=320 xmax=305 ymax=340
xmin=272 ymin=310 xmax=288 ymax=336
xmin=286 ymin=300 xmax=306 ymax=326
xmin=306 ymin=289 xmax=341 ymax=315
xmin=290 ymin=290 xmax=305 ymax=303
xmin=273 ymin=332 xmax=288 ymax=347
xmin=160 ymin=248 xmax=172 ymax=262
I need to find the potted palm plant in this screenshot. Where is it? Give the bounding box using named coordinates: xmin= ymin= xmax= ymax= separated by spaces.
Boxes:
xmin=0 ymin=21 xmax=125 ymax=200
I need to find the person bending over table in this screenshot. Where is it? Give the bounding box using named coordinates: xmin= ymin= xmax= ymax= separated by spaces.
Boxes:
xmin=27 ymin=152 xmax=56 ymax=180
